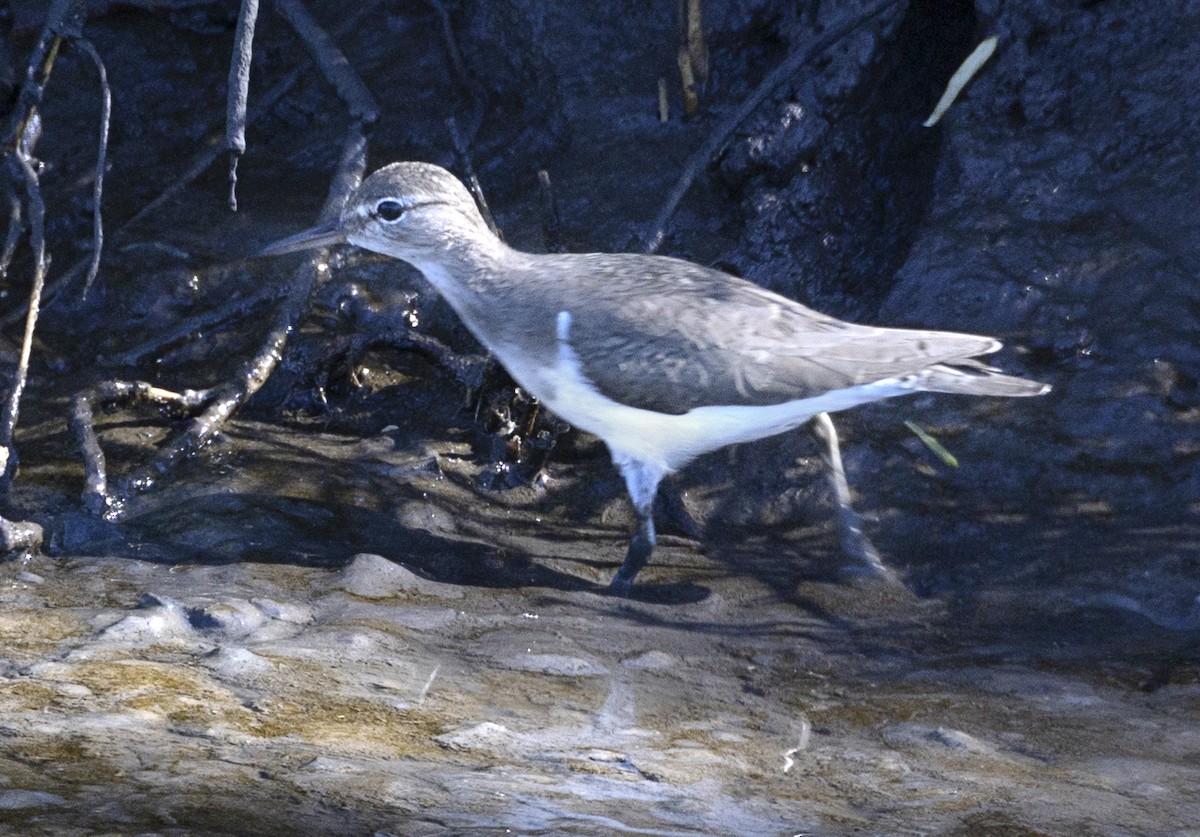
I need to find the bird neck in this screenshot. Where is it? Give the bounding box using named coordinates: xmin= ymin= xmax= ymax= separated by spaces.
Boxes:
xmin=409 ymin=223 xmax=524 ymax=328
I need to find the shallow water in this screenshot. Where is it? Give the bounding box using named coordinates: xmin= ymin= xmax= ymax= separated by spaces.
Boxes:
xmin=2 ymin=417 xmax=1197 ymax=835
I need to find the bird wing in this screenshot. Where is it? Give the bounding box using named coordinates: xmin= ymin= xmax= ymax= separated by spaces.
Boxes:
xmin=554 ymin=254 xmax=1004 ymax=414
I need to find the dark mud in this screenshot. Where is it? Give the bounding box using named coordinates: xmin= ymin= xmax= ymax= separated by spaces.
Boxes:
xmin=1 ymin=1 xmax=1197 ymax=834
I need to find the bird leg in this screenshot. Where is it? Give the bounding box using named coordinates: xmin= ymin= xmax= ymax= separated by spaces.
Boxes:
xmin=611 ymin=503 xmax=656 ymax=596
xmin=809 ymin=412 xmax=901 ymax=585
xmin=609 ymin=457 xmax=666 ymax=595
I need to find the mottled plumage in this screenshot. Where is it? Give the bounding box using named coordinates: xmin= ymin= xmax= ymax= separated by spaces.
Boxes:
xmin=262 ymin=161 xmax=1049 ymax=593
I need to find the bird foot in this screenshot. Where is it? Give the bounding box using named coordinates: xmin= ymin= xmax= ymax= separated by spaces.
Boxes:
xmin=836 ymin=514 xmax=903 ymax=586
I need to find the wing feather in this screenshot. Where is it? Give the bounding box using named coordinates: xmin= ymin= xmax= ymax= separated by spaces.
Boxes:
xmin=545 ymin=254 xmax=1007 ymax=414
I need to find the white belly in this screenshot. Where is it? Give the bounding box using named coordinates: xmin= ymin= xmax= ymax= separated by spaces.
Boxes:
xmin=494 ymin=311 xmax=913 ymax=473
xmin=541 ymin=369 xmax=909 ymax=472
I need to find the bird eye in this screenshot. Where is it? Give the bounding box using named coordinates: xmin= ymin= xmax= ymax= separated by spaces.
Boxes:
xmin=375 ymin=199 xmax=405 ymax=222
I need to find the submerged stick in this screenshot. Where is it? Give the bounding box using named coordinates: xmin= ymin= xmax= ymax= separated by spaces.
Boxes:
xmin=70 ymin=382 xmax=215 ymax=515
xmin=110 ymin=277 xmax=282 ymax=366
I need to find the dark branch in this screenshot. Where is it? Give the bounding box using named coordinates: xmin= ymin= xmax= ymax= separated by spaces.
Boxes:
xmin=226 ymin=0 xmax=261 ymax=211
xmin=73 ymin=38 xmax=111 ymax=296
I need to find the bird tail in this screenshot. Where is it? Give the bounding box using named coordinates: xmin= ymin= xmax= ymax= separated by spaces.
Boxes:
xmin=911 ymin=362 xmax=1050 ymax=397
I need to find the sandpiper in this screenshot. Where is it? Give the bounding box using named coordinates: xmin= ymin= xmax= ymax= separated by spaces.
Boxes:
xmin=262 ymin=161 xmax=1049 ymax=594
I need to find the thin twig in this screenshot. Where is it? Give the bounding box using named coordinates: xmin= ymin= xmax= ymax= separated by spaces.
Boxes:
xmin=73 ymin=38 xmax=111 ymax=297
xmin=421 ymin=0 xmax=487 ymax=144
xmin=0 ymin=191 xmax=21 ymax=279
xmin=537 ymin=169 xmax=565 ymax=253
xmin=226 ymin=0 xmax=260 ymax=211
xmin=0 ymin=154 xmax=48 ymax=488
xmin=643 ymin=0 xmax=901 ymax=253
xmin=447 ymin=116 xmax=499 ymax=237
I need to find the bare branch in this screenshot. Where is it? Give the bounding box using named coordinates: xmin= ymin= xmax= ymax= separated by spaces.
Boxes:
xmin=226 ymin=0 xmax=261 ymax=211
xmin=70 ymin=381 xmax=215 ymax=516
xmin=73 ymin=38 xmax=111 ymax=297
xmin=0 ymin=154 xmax=48 ymax=488
xmin=274 ymin=0 xmax=379 ymax=123
xmin=0 ymin=6 xmax=373 ymax=326
xmin=94 ymin=123 xmax=370 ymax=517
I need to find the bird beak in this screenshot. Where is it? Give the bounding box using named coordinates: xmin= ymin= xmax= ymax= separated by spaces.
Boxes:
xmin=257 ymin=219 xmax=345 ymax=257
